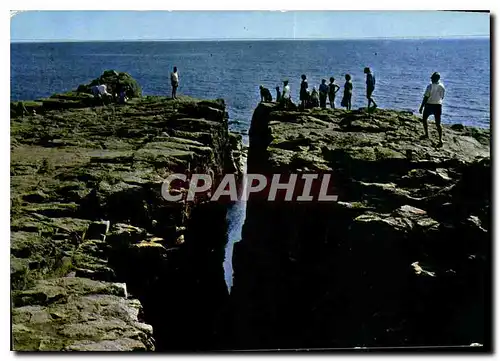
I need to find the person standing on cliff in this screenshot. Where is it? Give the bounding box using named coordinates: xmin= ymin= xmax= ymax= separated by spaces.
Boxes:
xmin=341 ymin=74 xmax=353 ymax=111
xmin=281 ymin=80 xmax=292 ymax=109
xmin=328 ymin=77 xmax=340 ymax=109
xmin=300 ymin=74 xmax=309 ymax=110
xmin=275 ymin=86 xmax=281 ymax=102
xmin=364 ymin=67 xmax=377 ymax=110
xmin=118 ymin=86 xmax=129 ymax=104
xmin=419 ymin=72 xmax=445 ymax=147
xmin=259 ymin=85 xmax=273 ymax=102
xmin=310 ymin=87 xmax=320 ymax=108
xmin=170 ymin=66 xmax=179 ymax=99
xmin=319 ymin=79 xmax=329 ymax=109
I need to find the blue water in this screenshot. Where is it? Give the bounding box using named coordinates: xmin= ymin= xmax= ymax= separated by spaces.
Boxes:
xmin=11 ymin=39 xmax=491 ymax=133
xmin=10 ymin=39 xmax=491 ymax=290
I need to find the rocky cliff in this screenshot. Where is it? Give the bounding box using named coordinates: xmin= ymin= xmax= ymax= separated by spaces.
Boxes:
xmin=11 ymin=73 xmax=242 ymax=351
xmin=231 ymin=103 xmax=490 ymax=350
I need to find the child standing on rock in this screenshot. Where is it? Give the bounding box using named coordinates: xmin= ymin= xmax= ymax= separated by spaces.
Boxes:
xmin=364 ymin=67 xmax=377 ymax=110
xmin=341 ymin=74 xmax=353 ymax=111
xmin=282 ymin=80 xmax=291 ymax=101
xmin=259 ymin=85 xmax=273 ymax=103
xmin=280 ymin=80 xmax=292 ymax=109
xmin=319 ymin=79 xmax=329 ymax=109
xmin=328 ymin=77 xmax=340 ymax=109
xmin=300 ymin=74 xmax=309 ymax=110
xmin=310 ymin=87 xmax=320 ymax=108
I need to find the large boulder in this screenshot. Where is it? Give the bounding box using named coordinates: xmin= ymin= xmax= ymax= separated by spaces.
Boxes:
xmin=76 ymin=70 xmax=142 ymax=99
xmin=12 ymin=277 xmax=154 ymax=351
xmin=10 ymin=71 xmax=143 ymax=117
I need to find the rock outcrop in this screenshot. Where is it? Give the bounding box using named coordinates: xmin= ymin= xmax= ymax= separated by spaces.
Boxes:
xmin=231 ymin=104 xmax=490 ymax=350
xmin=10 ymin=71 xmax=142 ymax=117
xmin=76 ymin=70 xmax=142 ymax=98
xmin=11 ymin=76 xmax=241 ymax=351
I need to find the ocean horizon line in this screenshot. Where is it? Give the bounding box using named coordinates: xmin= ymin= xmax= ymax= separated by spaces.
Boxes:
xmin=11 ymin=35 xmax=490 ymax=44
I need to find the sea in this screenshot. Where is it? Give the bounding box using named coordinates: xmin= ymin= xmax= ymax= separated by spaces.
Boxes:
xmin=10 ymin=38 xmax=491 ymax=290
xmin=11 ymin=38 xmax=491 ymax=136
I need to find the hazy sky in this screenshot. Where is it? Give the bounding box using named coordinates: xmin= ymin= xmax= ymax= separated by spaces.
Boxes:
xmin=10 ymin=10 xmax=490 ymax=42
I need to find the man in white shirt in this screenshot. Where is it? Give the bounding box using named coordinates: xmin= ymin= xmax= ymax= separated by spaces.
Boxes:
xmin=419 ymin=72 xmax=446 ymax=146
xmin=91 ymin=83 xmax=111 ymax=104
xmin=282 ymin=80 xmax=291 ymax=99
xmin=276 ymin=80 xmax=292 ymax=109
xmin=97 ymin=84 xmax=110 ymax=96
xmin=170 ymin=66 xmax=179 ymax=99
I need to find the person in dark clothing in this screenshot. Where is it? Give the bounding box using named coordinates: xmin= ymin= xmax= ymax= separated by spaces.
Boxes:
xmin=318 ymin=79 xmax=329 ymax=109
xmin=118 ymin=88 xmax=128 ymax=104
xmin=328 ymin=77 xmax=340 ymax=109
xmin=364 ymin=67 xmax=377 ymax=109
xmin=275 ymin=86 xmax=281 ymax=103
xmin=259 ymin=85 xmax=273 ymax=102
xmin=310 ymin=87 xmax=320 ymax=108
xmin=341 ymin=74 xmax=353 ymax=111
xmin=300 ymin=74 xmax=309 ymax=110
xmin=171 ymin=66 xmax=179 ymax=99
xmin=116 ymin=84 xmax=129 ymax=104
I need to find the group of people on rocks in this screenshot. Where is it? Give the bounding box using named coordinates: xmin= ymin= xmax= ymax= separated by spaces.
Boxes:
xmin=91 ymin=66 xmax=178 ymax=105
xmin=86 ymin=64 xmax=446 ymax=147
xmin=91 ymin=82 xmax=131 ymax=105
xmin=16 ymin=62 xmax=447 ymax=148
xmin=166 ymin=65 xmax=445 ymax=147
xmin=259 ymin=69 xmax=446 ymax=146
xmin=259 ymin=67 xmax=378 ymax=111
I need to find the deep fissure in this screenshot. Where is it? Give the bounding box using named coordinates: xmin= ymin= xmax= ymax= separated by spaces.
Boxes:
xmin=99 ymin=183 xmax=246 ymax=351
xmin=100 ymin=103 xmax=488 ymax=350
xmin=87 ymin=122 xmax=249 ymax=351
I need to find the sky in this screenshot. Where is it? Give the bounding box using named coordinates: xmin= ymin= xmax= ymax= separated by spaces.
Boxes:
xmin=10 ymin=11 xmax=490 ymax=42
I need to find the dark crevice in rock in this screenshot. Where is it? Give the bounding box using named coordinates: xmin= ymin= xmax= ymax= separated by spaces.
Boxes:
xmin=11 ymin=80 xmax=242 ymax=351
xmin=105 ymin=201 xmax=231 ymax=351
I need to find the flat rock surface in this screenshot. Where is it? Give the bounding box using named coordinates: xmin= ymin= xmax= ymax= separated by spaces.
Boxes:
xmin=248 ymin=104 xmax=489 ymax=210
xmin=251 ymin=103 xmax=489 ymax=169
xmin=11 ymin=95 xmax=236 ymax=351
xmin=231 ymin=103 xmax=490 ymax=349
